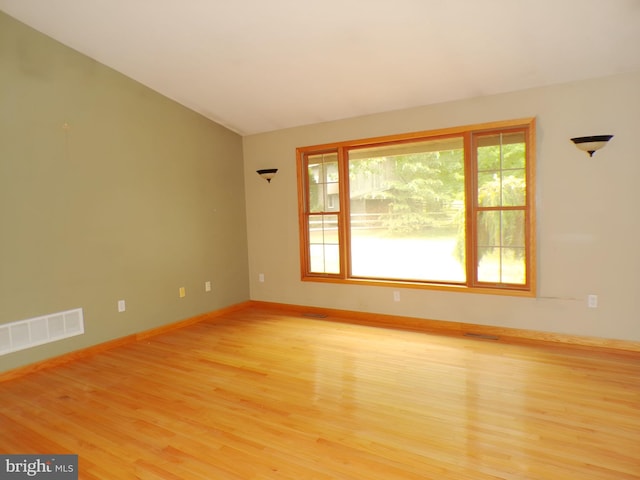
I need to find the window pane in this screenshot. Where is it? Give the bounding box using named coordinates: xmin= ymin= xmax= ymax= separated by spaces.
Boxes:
xmin=501 ymin=169 xmax=525 ymax=206
xmin=477 ymin=143 xmax=500 ymax=171
xmin=477 ymin=172 xmax=499 ymax=207
xmin=477 ymin=167 xmax=526 ymax=207
xmin=307 ymin=152 xmax=339 ymax=213
xmin=478 ymin=170 xmax=526 ymax=207
xmin=477 ymin=247 xmax=526 ymax=285
xmin=501 ymin=210 xmax=525 ymax=248
xmin=477 ymin=210 xmax=500 ymax=247
xmin=477 ymin=132 xmax=526 ymax=170
xmin=477 ymin=211 xmax=525 ymax=248
xmin=308 ymin=214 xmax=340 ymax=274
xmin=309 ymin=183 xmax=322 ymax=211
xmin=309 ymin=245 xmax=340 ymax=274
xmin=477 ymin=132 xmax=526 ymax=208
xmin=502 ymin=135 xmax=526 ymax=170
xmin=348 ymin=137 xmax=466 ymax=282
xmin=477 ymin=210 xmax=526 ymax=285
xmin=309 ymin=182 xmax=340 ymax=212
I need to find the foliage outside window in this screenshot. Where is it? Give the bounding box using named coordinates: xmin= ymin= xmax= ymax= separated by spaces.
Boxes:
xmin=296 ymin=118 xmax=536 ymax=295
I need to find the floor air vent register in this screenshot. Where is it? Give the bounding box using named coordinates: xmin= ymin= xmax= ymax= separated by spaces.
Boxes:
xmin=0 ymin=308 xmax=84 ymax=356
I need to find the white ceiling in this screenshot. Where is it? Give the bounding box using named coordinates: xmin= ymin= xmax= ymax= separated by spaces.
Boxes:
xmin=1 ymin=0 xmax=640 ymax=136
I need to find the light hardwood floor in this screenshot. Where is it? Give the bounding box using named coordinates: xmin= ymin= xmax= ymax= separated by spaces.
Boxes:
xmin=1 ymin=306 xmax=639 ymax=479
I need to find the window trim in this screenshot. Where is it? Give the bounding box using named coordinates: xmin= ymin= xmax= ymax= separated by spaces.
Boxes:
xmin=296 ymin=118 xmax=536 ymax=297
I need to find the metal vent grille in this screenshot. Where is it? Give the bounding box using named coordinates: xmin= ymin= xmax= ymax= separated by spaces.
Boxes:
xmin=0 ymin=308 xmax=84 ymax=356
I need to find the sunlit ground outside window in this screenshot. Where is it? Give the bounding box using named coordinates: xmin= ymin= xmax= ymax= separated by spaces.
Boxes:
xmin=350 ymin=228 xmax=465 ymax=282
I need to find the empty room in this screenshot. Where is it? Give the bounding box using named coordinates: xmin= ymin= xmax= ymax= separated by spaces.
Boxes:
xmin=1 ymin=1 xmax=639 ymax=479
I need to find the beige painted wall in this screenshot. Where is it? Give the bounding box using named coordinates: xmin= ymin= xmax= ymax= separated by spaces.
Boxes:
xmin=0 ymin=12 xmax=249 ymax=372
xmin=244 ymin=70 xmax=640 ymax=342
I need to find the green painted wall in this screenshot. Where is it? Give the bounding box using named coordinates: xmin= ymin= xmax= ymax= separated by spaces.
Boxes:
xmin=0 ymin=12 xmax=249 ymax=372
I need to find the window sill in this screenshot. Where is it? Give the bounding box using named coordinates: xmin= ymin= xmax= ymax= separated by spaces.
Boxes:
xmin=301 ymin=275 xmax=536 ymax=297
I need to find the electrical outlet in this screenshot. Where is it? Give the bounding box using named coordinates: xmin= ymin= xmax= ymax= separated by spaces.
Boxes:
xmin=259 ymin=273 xmax=265 ymax=283
xmin=179 ymin=287 xmax=186 ymax=298
xmin=393 ymin=291 xmax=400 ymax=302
xmin=588 ymin=294 xmax=598 ymax=308
xmin=205 ymin=281 xmax=212 ymax=292
xmin=117 ymin=300 xmax=126 ymax=312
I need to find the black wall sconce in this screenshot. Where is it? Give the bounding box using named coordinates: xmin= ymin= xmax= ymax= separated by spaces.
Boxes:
xmin=570 ymin=135 xmax=614 ymax=157
xmin=256 ymin=168 xmax=278 ymax=183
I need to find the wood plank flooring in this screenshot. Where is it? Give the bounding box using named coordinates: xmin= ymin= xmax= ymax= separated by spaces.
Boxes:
xmin=1 ymin=306 xmax=639 ymax=479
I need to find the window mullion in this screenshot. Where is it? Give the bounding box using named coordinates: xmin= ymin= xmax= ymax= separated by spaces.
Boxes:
xmin=339 ymin=147 xmax=350 ymax=279
xmin=464 ymin=132 xmax=477 ymax=287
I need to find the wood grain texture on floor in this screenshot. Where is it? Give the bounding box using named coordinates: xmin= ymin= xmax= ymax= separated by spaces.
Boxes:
xmin=1 ymin=307 xmax=639 ymax=479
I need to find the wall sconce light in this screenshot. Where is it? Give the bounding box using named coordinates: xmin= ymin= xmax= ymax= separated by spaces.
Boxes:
xmin=256 ymin=168 xmax=278 ymax=183
xmin=570 ymin=135 xmax=613 ymax=157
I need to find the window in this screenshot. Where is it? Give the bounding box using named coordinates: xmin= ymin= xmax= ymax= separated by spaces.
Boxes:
xmin=297 ymin=118 xmax=536 ymax=295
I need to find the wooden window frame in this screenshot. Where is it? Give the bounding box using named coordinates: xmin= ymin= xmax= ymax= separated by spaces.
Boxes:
xmin=296 ymin=118 xmax=536 ymax=297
